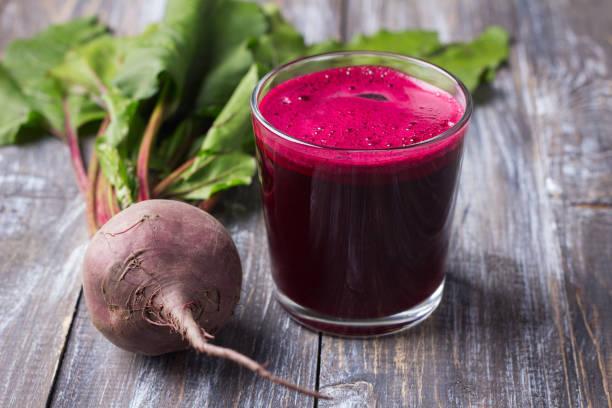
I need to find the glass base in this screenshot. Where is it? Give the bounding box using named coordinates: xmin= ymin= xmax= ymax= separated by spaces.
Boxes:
xmin=274 ymin=278 xmax=445 ymax=337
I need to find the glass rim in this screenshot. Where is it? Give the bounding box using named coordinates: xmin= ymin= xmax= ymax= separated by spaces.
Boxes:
xmin=250 ymin=51 xmax=473 ymax=152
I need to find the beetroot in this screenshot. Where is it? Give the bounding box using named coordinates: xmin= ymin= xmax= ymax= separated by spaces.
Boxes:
xmin=82 ymin=200 xmax=324 ymax=398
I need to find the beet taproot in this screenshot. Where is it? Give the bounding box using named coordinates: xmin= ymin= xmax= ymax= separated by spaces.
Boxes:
xmin=82 ymin=199 xmax=325 ymax=399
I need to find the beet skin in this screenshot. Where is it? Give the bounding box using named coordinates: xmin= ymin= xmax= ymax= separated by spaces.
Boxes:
xmin=82 ymin=199 xmax=242 ymax=356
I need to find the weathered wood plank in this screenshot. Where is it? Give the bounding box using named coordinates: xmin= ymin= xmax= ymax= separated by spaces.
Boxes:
xmin=555 ymin=206 xmax=612 ymax=407
xmin=318 ymin=0 xmax=611 ymax=406
xmin=48 ymin=1 xmax=342 ymax=407
xmin=520 ymin=0 xmax=612 ymax=405
xmin=0 ymin=139 xmax=87 ymax=408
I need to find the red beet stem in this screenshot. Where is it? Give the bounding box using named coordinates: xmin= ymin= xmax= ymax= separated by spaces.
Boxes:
xmin=137 ymin=86 xmax=169 ymax=202
xmin=86 ymin=152 xmax=100 ymax=236
xmin=198 ymin=191 xmax=223 ymax=213
xmin=107 ymin=181 xmax=120 ymax=216
xmin=95 ymin=170 xmax=113 ymax=226
xmin=86 ymin=117 xmax=110 ymax=236
xmin=62 ymin=97 xmax=89 ymax=196
xmin=152 ymin=156 xmax=196 ymax=198
xmin=161 ymin=155 xmax=217 ymax=197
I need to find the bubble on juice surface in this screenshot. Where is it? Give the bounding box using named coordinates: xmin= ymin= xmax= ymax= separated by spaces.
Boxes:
xmin=259 ymin=65 xmax=464 ymax=150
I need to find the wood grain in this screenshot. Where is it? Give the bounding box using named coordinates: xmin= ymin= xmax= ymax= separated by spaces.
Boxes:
xmin=0 ymin=139 xmax=87 ymax=408
xmin=524 ymin=0 xmax=612 ymax=405
xmin=318 ymin=0 xmax=612 ymax=407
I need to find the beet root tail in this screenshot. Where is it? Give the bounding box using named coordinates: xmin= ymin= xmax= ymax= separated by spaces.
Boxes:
xmin=172 ymin=306 xmax=330 ymax=400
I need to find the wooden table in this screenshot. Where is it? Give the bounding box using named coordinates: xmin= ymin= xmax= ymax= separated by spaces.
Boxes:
xmin=1 ymin=0 xmax=610 ymax=406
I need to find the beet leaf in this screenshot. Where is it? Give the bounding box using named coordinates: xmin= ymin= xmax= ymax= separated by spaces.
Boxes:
xmin=428 ymin=26 xmax=510 ymax=92
xmin=0 ymin=66 xmax=41 ymax=144
xmin=1 ymin=17 xmax=107 ymax=136
xmin=194 ymin=0 xmax=268 ymax=117
xmin=304 ymin=25 xmax=509 ymax=92
xmin=158 ymin=64 xmax=259 ymax=199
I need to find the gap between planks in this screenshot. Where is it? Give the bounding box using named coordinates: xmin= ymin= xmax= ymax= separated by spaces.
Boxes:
xmin=45 ymin=290 xmax=83 ymax=408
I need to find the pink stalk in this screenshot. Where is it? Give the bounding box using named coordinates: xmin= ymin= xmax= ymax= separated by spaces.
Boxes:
xmin=62 ymin=98 xmax=89 ymax=196
xmin=86 ymin=117 xmax=110 ymax=236
xmin=95 ymin=170 xmax=113 ymax=227
xmin=108 ymin=183 xmax=120 ymax=216
xmin=137 ymin=87 xmax=168 ymax=202
xmin=86 ymin=152 xmax=100 ymax=236
xmin=198 ymin=191 xmax=223 ymax=213
xmin=152 ymin=156 xmax=196 ymax=198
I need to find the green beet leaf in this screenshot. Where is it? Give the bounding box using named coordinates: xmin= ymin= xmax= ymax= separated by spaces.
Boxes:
xmin=304 ymin=26 xmax=510 ymax=92
xmin=51 ymin=34 xmax=136 ymax=97
xmin=150 ymin=118 xmax=196 ymax=174
xmin=170 ymin=64 xmax=261 ymax=199
xmin=250 ymin=4 xmax=306 ymax=69
xmin=195 ymin=1 xmax=306 ymax=118
xmin=66 ymin=92 xmax=107 ymax=130
xmin=195 ymin=44 xmax=255 ymax=118
xmin=0 ymin=65 xmax=41 ymax=145
xmin=165 ymin=150 xmax=256 ymax=200
xmin=305 ymin=30 xmax=441 ymax=56
xmin=345 ymin=29 xmax=442 ymax=56
xmin=198 ymin=64 xmax=260 ymax=156
xmin=305 ymin=38 xmax=343 ymax=55
xmin=194 ymin=0 xmax=268 ymax=117
xmin=428 ymin=25 xmax=510 ymax=91
xmin=2 ymin=17 xmax=108 ymax=136
xmin=112 ymin=0 xmax=215 ymax=109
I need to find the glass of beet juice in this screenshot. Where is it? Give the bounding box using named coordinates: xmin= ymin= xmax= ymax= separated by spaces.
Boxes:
xmin=250 ymin=52 xmax=472 ymax=336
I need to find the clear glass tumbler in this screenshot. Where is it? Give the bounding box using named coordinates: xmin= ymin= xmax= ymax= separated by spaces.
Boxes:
xmin=250 ymin=52 xmax=472 ymax=336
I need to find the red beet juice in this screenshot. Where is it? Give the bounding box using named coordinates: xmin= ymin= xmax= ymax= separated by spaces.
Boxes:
xmin=252 ymin=59 xmax=470 ymax=335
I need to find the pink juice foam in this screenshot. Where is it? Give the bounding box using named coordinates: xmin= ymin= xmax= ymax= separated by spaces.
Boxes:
xmin=260 ymin=65 xmax=463 ymax=151
xmin=252 ymin=65 xmax=469 ymax=334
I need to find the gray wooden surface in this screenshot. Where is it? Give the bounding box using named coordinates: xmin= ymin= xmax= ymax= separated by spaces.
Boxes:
xmin=0 ymin=0 xmax=610 ymax=407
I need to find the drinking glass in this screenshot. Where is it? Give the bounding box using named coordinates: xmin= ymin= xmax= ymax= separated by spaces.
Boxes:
xmin=250 ymin=52 xmax=472 ymax=336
